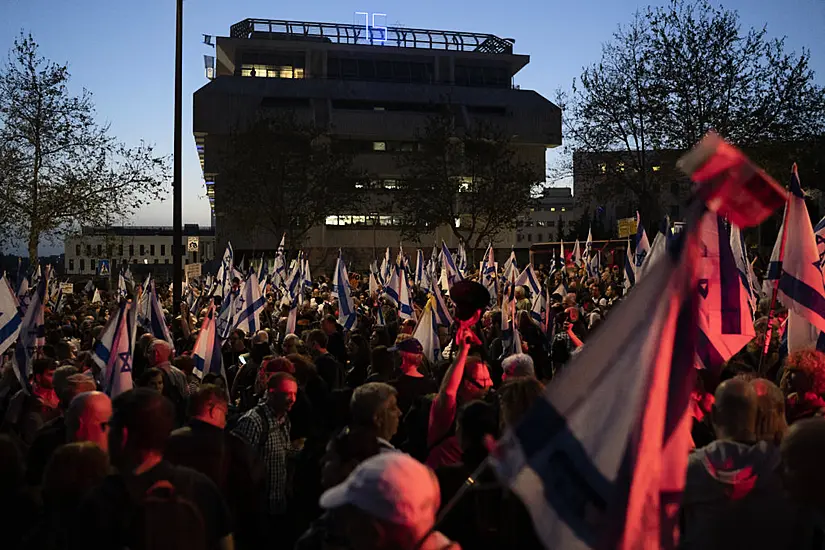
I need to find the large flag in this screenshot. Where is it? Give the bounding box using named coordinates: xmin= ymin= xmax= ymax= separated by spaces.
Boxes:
xmin=193 ymin=303 xmax=224 ymax=380
xmin=380 ymin=247 xmax=392 ymax=284
xmin=480 ymin=243 xmax=498 ymax=305
xmin=639 ymin=231 xmax=667 ymax=279
xmin=770 ymin=166 xmax=825 ymax=351
xmin=729 ymin=225 xmax=759 ymax=316
xmin=515 ymin=264 xmax=542 ymax=298
xmin=431 ymin=289 xmax=454 ymax=327
xmin=235 ymin=273 xmax=267 ymax=336
xmin=695 ymin=213 xmax=756 ymax=371
xmin=117 ymin=272 xmax=128 ymax=300
xmin=634 ymin=212 xmax=651 ymax=271
xmin=572 ymin=239 xmax=582 ymax=267
xmin=503 ymin=249 xmax=518 ymax=281
xmin=272 ymin=234 xmax=286 ymax=287
xmin=332 ymin=253 xmax=357 ymax=330
xmin=457 ymin=242 xmax=468 ymax=275
xmin=0 ymin=274 xmax=22 ymax=357
xmin=415 ymin=249 xmax=426 ymax=288
xmin=13 ymin=268 xmax=48 ymax=392
xmin=94 ymin=301 xmax=137 ymax=398
xmin=413 ymin=296 xmax=441 ymax=364
xmin=440 ymin=241 xmax=463 ymax=287
xmin=91 ymin=289 xmax=102 ymax=304
xmin=491 ymin=224 xmax=700 ymax=550
xmin=147 ymin=280 xmax=175 ymax=349
xmin=623 ymin=239 xmax=635 ymax=293
xmin=216 ymin=241 xmax=234 ymax=298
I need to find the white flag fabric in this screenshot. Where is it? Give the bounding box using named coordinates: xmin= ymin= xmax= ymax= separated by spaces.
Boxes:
xmin=0 ymin=274 xmax=22 ymax=358
xmin=729 ymin=225 xmax=759 ymax=316
xmin=441 ymin=242 xmax=463 ymax=287
xmin=95 ymin=300 xmax=137 ymax=398
xmin=13 ymin=269 xmax=48 ymax=392
xmin=369 ymin=272 xmax=380 ymax=297
xmin=492 ymin=230 xmax=700 ymax=550
xmin=147 ymin=280 xmax=175 ymax=349
xmin=412 ymin=297 xmax=441 ymax=364
xmin=639 ymin=232 xmax=666 ymax=280
xmin=431 ymin=289 xmax=454 ymax=327
xmin=193 ymin=303 xmax=225 ymax=380
xmin=480 ymin=243 xmax=498 ymax=305
xmin=92 ymin=289 xmax=102 ymax=304
xmin=332 ymin=255 xmax=357 ymax=330
xmin=623 ymin=239 xmax=635 ymax=293
xmin=634 ymin=212 xmax=651 ymax=272
xmin=695 ymin=213 xmax=756 ymax=371
xmin=515 ymin=264 xmax=542 ymax=298
xmin=117 ymin=273 xmax=127 ymax=299
xmin=235 ymin=272 xmax=267 ymax=336
xmin=572 ymin=239 xmax=582 ymax=267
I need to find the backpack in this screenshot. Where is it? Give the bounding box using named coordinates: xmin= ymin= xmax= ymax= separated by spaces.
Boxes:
xmin=130 ymin=474 xmax=208 ymax=550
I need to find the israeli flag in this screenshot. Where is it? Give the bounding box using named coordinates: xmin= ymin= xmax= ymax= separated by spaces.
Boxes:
xmin=729 ymin=225 xmax=759 ymax=316
xmin=333 ymin=253 xmax=357 ymax=330
xmin=193 ymin=303 xmax=225 ymax=380
xmin=17 ymin=277 xmax=30 ymax=316
xmin=457 ymin=242 xmax=468 ymax=275
xmin=84 ymin=279 xmax=94 ymax=297
xmin=696 ymin=213 xmax=756 ymax=371
xmin=531 ymin=289 xmax=546 ymax=330
xmin=559 ymin=240 xmax=565 ymax=268
xmin=639 ymin=231 xmax=667 ymax=279
xmin=572 ymin=239 xmax=582 ymax=268
xmin=491 ymin=224 xmax=700 ymax=550
xmin=0 ymin=274 xmax=22 ymax=357
xmin=385 ymin=264 xmax=415 ymax=320
xmin=374 ymin=302 xmax=386 ymax=326
xmin=235 ymin=272 xmax=267 ymax=336
xmin=503 ymin=249 xmax=518 ymax=281
xmin=117 ymin=272 xmax=128 ymax=300
xmin=431 ymin=289 xmax=454 ymax=327
xmin=94 ymin=300 xmax=136 ymax=398
xmin=440 ymin=242 xmax=463 ymax=287
xmin=772 ymin=167 xmax=825 ymax=351
xmin=147 ymin=280 xmax=175 ymax=349
xmin=623 ymin=239 xmax=636 ymax=293
xmin=13 ymin=268 xmax=48 ymax=392
xmin=218 ymin=242 xmax=234 ymax=298
xmin=480 ymin=243 xmax=497 ymax=305
xmin=413 ymin=296 xmax=441 ymax=364
xmin=381 ymin=248 xmax=392 ymax=284
xmin=515 ymin=264 xmax=542 ymax=298
xmin=272 ymin=234 xmax=287 ymax=287
xmin=634 ymin=212 xmax=651 ymax=270
xmin=415 ymin=249 xmax=425 ymax=287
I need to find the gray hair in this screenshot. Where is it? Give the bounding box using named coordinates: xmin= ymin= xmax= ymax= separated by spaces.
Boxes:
xmin=147 ymin=339 xmax=173 ymax=365
xmin=502 ymin=353 xmax=535 ymax=379
xmin=350 ymin=382 xmax=398 ymax=428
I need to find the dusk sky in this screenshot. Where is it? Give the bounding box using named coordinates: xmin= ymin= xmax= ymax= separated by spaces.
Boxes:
xmin=2 ymin=0 xmax=824 ymax=241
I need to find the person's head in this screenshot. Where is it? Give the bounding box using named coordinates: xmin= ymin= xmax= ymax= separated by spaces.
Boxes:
xmin=266 ymin=372 xmax=298 ymax=417
xmin=53 ymin=365 xmax=80 ymax=408
xmin=320 ymin=453 xmax=441 ymax=549
xmin=391 ymin=338 xmax=423 ymax=371
xmin=54 ymin=340 xmax=77 ymax=362
xmin=350 ymin=382 xmax=401 ymax=441
xmin=499 ymin=377 xmax=544 ymax=429
xmin=228 ymin=329 xmax=246 ymax=353
xmin=306 ymin=329 xmax=329 ymax=354
xmin=321 ymin=427 xmax=381 ymax=489
xmin=400 ymin=319 xmax=416 ymax=336
xmin=66 ymin=391 xmax=113 ymax=451
xmin=501 ymin=353 xmax=535 ymax=382
xmin=515 ymin=286 xmax=525 ymax=301
xmin=780 ymin=350 xmax=825 ymax=398
xmin=57 ymin=373 xmax=97 ymax=411
xmin=322 ymin=315 xmax=338 ymax=336
xmin=108 ymin=388 xmax=175 ymax=471
xmin=43 ymin=442 xmax=109 ymax=512
xmin=781 ymin=418 xmax=825 ymax=510
xmin=282 ymin=334 xmax=301 ymax=355
xmin=253 ymin=330 xmax=269 ymax=345
xmin=174 ymin=355 xmax=194 ymax=376
xmin=370 ymin=327 xmax=391 ymax=349
xmin=188 ymin=384 xmax=229 ymax=428
xmin=33 ymin=358 xmax=58 ymax=390
xmin=751 ymin=377 xmax=787 ymax=445
xmin=711 ymin=378 xmax=758 ymax=441
xmin=137 ymin=367 xmax=164 ymax=394
xmin=147 ymin=339 xmax=173 ymax=367
xmin=455 ymin=400 xmax=498 ymax=461
xmin=259 ymin=357 xmax=295 ymax=393
xmin=459 ymin=357 xmax=493 ymax=402
xmin=369 ymin=346 xmax=394 ymax=381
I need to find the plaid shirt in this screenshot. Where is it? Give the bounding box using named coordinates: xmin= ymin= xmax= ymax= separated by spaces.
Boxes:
xmin=232 ymin=403 xmax=294 ymax=515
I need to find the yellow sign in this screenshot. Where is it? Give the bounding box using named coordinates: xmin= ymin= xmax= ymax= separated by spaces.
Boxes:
xmin=617 ymin=217 xmax=638 ymax=238
xmin=187 ymin=237 xmax=199 ymax=252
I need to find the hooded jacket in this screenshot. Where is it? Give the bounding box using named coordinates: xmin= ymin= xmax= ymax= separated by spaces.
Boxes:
xmin=680 ymin=439 xmax=797 ymax=550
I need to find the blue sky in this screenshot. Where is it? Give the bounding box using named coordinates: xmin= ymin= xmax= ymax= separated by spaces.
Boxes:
xmin=2 ymin=0 xmax=824 ymax=238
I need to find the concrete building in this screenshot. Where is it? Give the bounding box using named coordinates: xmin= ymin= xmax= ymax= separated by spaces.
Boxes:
xmin=64 ymin=225 xmax=216 ymax=279
xmin=515 ymin=187 xmax=578 ymax=247
xmin=193 ymin=18 xmax=561 ymax=269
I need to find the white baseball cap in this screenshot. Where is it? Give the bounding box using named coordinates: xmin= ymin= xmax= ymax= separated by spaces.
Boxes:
xmin=319 ymin=452 xmax=441 ymax=531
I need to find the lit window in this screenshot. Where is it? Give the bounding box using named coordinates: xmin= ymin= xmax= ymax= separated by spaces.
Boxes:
xmin=617 ymin=162 xmax=626 ymax=172
xmin=550 ymin=207 xmax=556 ymax=212
xmin=325 ymin=216 xmax=339 ymax=226
xmin=561 ymin=208 xmax=566 ymax=212
xmin=373 ymin=141 xmax=387 ymax=151
xmin=652 ymin=165 xmax=661 ymax=172
xmin=383 ymin=179 xmax=398 ymax=189
xmin=355 ymin=182 xmax=365 ymax=189
xmin=599 ymin=163 xmax=607 ymax=174
xmin=240 ymin=64 xmax=304 ymax=79
xmin=380 ymin=215 xmax=393 ymax=225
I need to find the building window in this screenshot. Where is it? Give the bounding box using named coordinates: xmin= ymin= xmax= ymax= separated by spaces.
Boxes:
xmin=372 ymin=141 xmax=386 ymax=152
xmin=561 ymin=208 xmax=566 ymax=212
xmin=97 ymin=244 xmax=102 ymax=256
xmin=517 ymin=234 xmax=524 ymax=243
xmin=118 ymin=244 xmax=123 ymax=256
xmin=75 ymin=244 xmax=81 ymax=256
xmin=132 ymin=258 xmax=137 ymax=264
xmin=154 ymin=259 xmax=159 ymax=264
xmin=652 ymin=165 xmax=661 ymax=172
xmin=150 ymin=244 xmax=156 ymax=256
xmin=86 ymin=245 xmax=92 ymax=256
xmin=537 ymin=233 xmax=543 ymax=241
xmin=527 ymin=234 xmax=533 ymax=242
xmin=69 ymin=259 xmax=74 ymax=271
xmin=241 ymin=64 xmax=305 ymax=79
xmin=160 ymin=244 xmax=166 ymax=256
xmin=129 ymin=244 xmax=134 ymax=257
xmin=550 ymin=207 xmax=556 ymax=212
xmin=80 ymin=259 xmax=85 ymax=271
xmin=140 ymin=244 xmax=145 ymax=256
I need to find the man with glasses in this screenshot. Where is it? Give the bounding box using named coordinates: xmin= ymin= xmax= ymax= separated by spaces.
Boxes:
xmin=426 ymin=312 xmax=493 ymax=469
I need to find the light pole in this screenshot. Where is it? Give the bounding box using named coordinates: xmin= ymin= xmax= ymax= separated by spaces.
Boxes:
xmin=172 ymin=0 xmax=183 ymax=316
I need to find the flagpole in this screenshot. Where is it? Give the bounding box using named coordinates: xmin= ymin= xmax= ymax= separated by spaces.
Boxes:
xmin=759 ymin=196 xmax=790 ymax=374
xmin=172 ymin=0 xmax=184 ymax=317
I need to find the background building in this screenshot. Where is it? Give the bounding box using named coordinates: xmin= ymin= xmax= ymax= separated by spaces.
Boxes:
xmin=64 ymin=225 xmax=216 ymax=280
xmin=193 ymin=18 xmax=561 ymax=270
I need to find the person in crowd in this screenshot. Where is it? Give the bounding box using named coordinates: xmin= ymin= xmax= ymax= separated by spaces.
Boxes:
xmin=231 ymin=330 xmax=271 ymax=409
xmin=0 ymin=434 xmax=40 ymax=549
xmin=232 ymin=372 xmax=300 ymax=537
xmin=307 ymin=329 xmax=346 ymax=391
xmin=780 ymin=350 xmax=825 ymax=423
xmin=2 ymin=357 xmax=61 ymax=447
xmin=427 ymin=317 xmax=493 ymax=469
xmin=498 ymin=377 xmax=545 ymax=429
xmin=322 ymin=315 xmax=348 ymax=365
xmin=390 ymin=338 xmax=437 ymax=415
xmin=349 ymin=382 xmax=402 ymax=451
xmin=780 ymin=417 xmax=825 ymax=546
xmin=751 ymin=377 xmax=787 ymax=445
xmin=166 ymin=384 xmax=267 ymax=550
xmin=27 ymin=373 xmax=97 ymax=485
xmin=680 ymin=378 xmax=795 ymax=550
xmin=500 ymin=353 xmax=536 ymax=382
xmin=367 ymin=345 xmax=395 ymax=383
xmin=146 ymin=339 xmax=189 ymax=421
xmin=282 ymin=334 xmax=302 ymax=356
xmin=79 ymin=388 xmax=234 ymax=550
xmin=65 ymin=391 xmax=113 ymax=451
xmin=345 ymin=333 xmax=372 ymax=388
xmin=136 ymin=367 xmax=165 ymax=393
xmin=514 ymin=286 xmax=531 ymax=312
xmin=317 ymin=452 xmax=459 ymax=550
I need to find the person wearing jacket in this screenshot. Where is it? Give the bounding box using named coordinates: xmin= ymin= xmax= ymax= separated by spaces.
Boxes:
xmin=680 ymin=378 xmax=797 ymax=550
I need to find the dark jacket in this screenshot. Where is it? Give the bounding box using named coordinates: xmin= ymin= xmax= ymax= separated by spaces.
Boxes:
xmin=680 ymin=439 xmax=798 ymax=550
xmin=164 ymin=419 xmax=267 ymax=550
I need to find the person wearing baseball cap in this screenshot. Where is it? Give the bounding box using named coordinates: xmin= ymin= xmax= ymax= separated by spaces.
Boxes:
xmin=389 ymin=337 xmax=437 ymax=426
xmin=318 ymin=452 xmax=460 ymax=550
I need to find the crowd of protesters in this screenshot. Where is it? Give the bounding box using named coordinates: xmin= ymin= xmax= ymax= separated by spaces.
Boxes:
xmin=2 ymin=257 xmax=825 ymax=550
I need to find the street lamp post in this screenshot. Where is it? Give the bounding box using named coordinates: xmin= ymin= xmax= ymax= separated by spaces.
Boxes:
xmin=172 ymin=0 xmax=183 ymax=317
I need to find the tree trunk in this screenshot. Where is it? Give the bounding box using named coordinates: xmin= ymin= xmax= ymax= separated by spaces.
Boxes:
xmin=28 ymin=230 xmax=38 ymax=269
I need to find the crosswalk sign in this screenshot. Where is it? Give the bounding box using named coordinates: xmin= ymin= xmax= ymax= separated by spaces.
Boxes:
xmin=98 ymin=259 xmax=110 ymax=276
